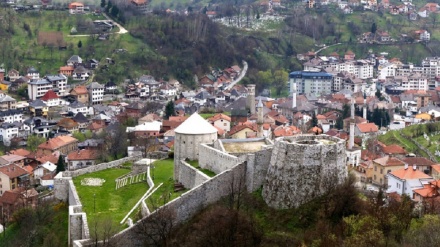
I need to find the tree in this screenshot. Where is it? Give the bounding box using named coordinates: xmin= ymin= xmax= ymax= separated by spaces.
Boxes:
xmin=375 ymin=88 xmax=382 ymax=100
xmin=273 ymin=69 xmax=288 ymax=96
xmin=56 ymin=155 xmax=65 ymax=173
xmin=77 ymin=40 xmax=82 ymax=48
xmin=101 ymin=0 xmax=106 ymax=8
xmin=111 ymin=5 xmax=119 ymax=17
xmin=27 ymin=135 xmax=45 ymax=152
xmin=371 ymin=22 xmax=377 ymax=34
xmin=165 ymin=101 xmax=175 ymax=120
xmin=311 ymin=112 xmax=318 ymax=127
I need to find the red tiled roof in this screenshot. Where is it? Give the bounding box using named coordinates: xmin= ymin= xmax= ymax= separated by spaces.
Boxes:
xmin=356 ymin=123 xmax=379 ymax=133
xmin=228 ymin=123 xmax=257 ymax=136
xmin=382 ymin=144 xmax=406 ymax=155
xmin=10 ymin=148 xmax=31 ymax=157
xmin=38 ymin=136 xmax=78 ymax=150
xmin=413 ymin=183 xmax=439 ymax=198
xmin=373 ymin=156 xmax=405 ymax=167
xmin=390 ymin=167 xmax=432 ymax=180
xmin=0 ymin=164 xmax=28 ymax=178
xmin=71 ymin=85 xmax=88 ymax=95
xmin=208 ymin=113 xmax=231 ymax=122
xmin=41 ymin=90 xmax=59 ymax=101
xmin=67 ymin=149 xmax=98 ymax=161
xmin=402 ymin=157 xmax=436 ymax=167
xmin=273 ymin=126 xmax=301 ymax=137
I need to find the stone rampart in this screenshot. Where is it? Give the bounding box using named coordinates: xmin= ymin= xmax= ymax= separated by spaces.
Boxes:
xmin=111 ymin=162 xmax=247 ymax=246
xmin=63 ymin=156 xmax=142 ymax=178
xmin=178 ymin=160 xmax=210 ymax=189
xmin=198 ymin=143 xmax=240 ymax=174
xmin=245 ymin=148 xmax=272 ymax=192
xmin=262 ymin=135 xmax=347 ymax=209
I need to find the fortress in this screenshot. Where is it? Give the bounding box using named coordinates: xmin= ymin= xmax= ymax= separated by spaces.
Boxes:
xmin=56 ymin=112 xmax=348 ymax=246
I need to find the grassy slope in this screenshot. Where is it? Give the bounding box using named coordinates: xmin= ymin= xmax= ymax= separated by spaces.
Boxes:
xmin=73 ymin=168 xmax=149 ymax=230
xmin=146 ymin=159 xmax=187 ymax=210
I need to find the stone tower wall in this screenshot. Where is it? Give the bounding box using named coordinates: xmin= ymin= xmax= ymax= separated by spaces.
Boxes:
xmin=262 ymin=135 xmax=347 ymax=209
xmin=174 ymin=132 xmax=218 ymax=179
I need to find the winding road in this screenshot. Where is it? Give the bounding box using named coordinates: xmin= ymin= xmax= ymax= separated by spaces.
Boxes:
xmin=224 ymin=60 xmax=248 ymax=90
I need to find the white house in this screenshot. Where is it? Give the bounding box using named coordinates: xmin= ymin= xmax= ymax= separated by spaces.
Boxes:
xmin=0 ymin=110 xmax=23 ymax=123
xmin=0 ymin=123 xmax=19 ymax=145
xmin=46 ymin=74 xmax=68 ymax=96
xmin=208 ymin=113 xmax=231 ymax=132
xmin=160 ymin=84 xmax=178 ymax=97
xmin=27 ymin=67 xmax=40 ymax=80
xmin=68 ymin=101 xmax=88 ymax=116
xmin=34 ymin=161 xmax=56 ymax=181
xmin=28 ymin=79 xmax=52 ymax=100
xmin=87 ymin=82 xmax=105 ymax=105
xmin=387 ymin=166 xmax=433 ymax=199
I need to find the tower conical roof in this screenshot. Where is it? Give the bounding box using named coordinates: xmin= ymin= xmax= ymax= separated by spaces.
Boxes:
xmin=175 ymin=112 xmax=217 ymax=134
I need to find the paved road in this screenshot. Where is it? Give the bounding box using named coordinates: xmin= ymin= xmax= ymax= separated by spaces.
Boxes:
xmin=315 ymin=43 xmax=342 ymax=54
xmin=224 ymin=60 xmax=248 ymax=90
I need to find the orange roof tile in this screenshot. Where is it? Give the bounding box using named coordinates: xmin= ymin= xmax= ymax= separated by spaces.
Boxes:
xmin=67 ymin=149 xmax=98 ymax=160
xmin=356 ymin=123 xmax=378 ymax=133
xmin=10 ymin=148 xmax=31 ymax=157
xmin=382 ymin=144 xmax=406 ymax=155
xmin=38 ymin=136 xmax=78 ymax=150
xmin=413 ymin=184 xmax=439 ymax=198
xmin=71 ymin=85 xmax=88 ymax=95
xmin=0 ymin=164 xmax=28 ymax=178
xmin=373 ymin=156 xmax=405 ymax=167
xmin=432 ymin=164 xmax=440 ymax=173
xmin=273 ymin=126 xmax=301 ymax=137
xmin=390 ymin=167 xmax=432 ymax=180
xmin=208 ymin=113 xmax=231 ymax=123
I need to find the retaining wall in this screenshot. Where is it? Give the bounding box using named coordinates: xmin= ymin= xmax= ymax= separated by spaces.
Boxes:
xmin=198 ymin=144 xmax=240 ymax=174
xmin=111 ymin=162 xmax=247 ymax=246
xmin=63 ymin=156 xmax=142 ymax=178
xmin=178 ymin=160 xmax=210 ymax=189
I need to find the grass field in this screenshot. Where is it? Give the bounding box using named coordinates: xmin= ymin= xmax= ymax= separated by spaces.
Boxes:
xmin=146 ymin=159 xmax=187 ymax=210
xmin=187 ymin=160 xmax=216 ymax=177
xmin=73 ymin=168 xmax=149 ymax=230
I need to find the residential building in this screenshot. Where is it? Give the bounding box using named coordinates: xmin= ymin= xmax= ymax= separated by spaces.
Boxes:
xmin=72 ymin=66 xmax=90 ymax=81
xmin=68 ymin=2 xmax=85 ymax=14
xmin=208 ymin=113 xmax=232 ymax=132
xmin=87 ymin=82 xmax=105 ymax=105
xmin=0 ymin=164 xmax=29 ymax=195
xmin=41 ymin=90 xmax=61 ymax=107
xmin=387 ymin=166 xmax=433 ymax=199
xmin=67 ymin=55 xmax=83 ymax=66
xmin=126 ymin=121 xmax=162 ymax=137
xmin=289 ymin=71 xmax=333 ymax=96
xmin=29 ymin=99 xmax=49 ymax=117
xmin=70 ymin=85 xmax=89 ymax=104
xmin=26 ymin=67 xmax=39 ymax=80
xmin=37 ymin=135 xmax=78 ymax=155
xmin=0 ymin=94 xmax=16 ymax=111
xmin=0 ymin=123 xmax=19 ymax=146
xmin=372 ymin=155 xmax=406 ymax=186
xmin=67 ymin=149 xmax=99 ymax=170
xmin=0 ymin=110 xmax=23 ymax=123
xmin=7 ymin=69 xmax=20 ymax=82
xmin=28 ymin=78 xmax=52 ymax=100
xmin=46 ymin=74 xmax=68 ymax=96
xmin=68 ymin=101 xmax=89 ymax=116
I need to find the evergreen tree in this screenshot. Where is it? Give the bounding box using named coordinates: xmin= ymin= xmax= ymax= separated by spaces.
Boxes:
xmin=77 ymin=40 xmax=82 ymax=48
xmin=311 ymin=112 xmax=318 ymax=127
xmin=335 ymin=116 xmax=343 ymax=129
xmin=111 ymin=5 xmax=119 ymax=17
xmin=371 ymin=22 xmax=377 ymax=34
xmin=165 ymin=101 xmax=175 ymax=120
xmin=101 ymin=0 xmax=106 ymax=8
xmin=375 ymin=88 xmax=382 ymax=100
xmin=56 ymin=155 xmax=65 ymax=173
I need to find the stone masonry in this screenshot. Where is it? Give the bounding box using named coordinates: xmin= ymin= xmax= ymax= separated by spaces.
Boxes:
xmin=262 ymin=135 xmax=347 ymax=209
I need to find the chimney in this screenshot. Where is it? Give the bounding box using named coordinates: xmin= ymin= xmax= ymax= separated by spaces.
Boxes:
xmin=404 ymin=163 xmax=408 ymax=170
xmin=413 ymin=164 xmax=417 ymax=171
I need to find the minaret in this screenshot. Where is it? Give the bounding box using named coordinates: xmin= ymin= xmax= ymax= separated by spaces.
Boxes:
xmin=349 ymin=97 xmax=355 ymax=150
xmin=247 ymin=84 xmax=256 ymax=115
xmin=292 ymin=81 xmax=297 ymax=109
xmin=257 ymin=99 xmax=264 ymax=137
xmin=363 ymin=91 xmax=367 ymax=120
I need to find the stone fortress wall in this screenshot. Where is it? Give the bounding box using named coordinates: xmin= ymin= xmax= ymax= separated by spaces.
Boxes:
xmin=178 ymin=160 xmax=210 ymax=189
xmin=262 ymin=135 xmax=347 ymax=209
xmin=54 ymin=155 xmax=142 ymax=246
xmin=174 ymin=132 xmax=217 ymax=179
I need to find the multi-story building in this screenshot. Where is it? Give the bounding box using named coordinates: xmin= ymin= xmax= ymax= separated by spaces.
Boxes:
xmin=393 ymin=74 xmax=428 ymax=91
xmin=37 ymin=135 xmax=78 ymax=155
xmin=0 ymin=110 xmax=23 ymax=123
xmin=289 ymin=71 xmax=333 ymax=96
xmin=0 ymin=93 xmax=16 ymax=111
xmin=26 ymin=67 xmax=40 ymax=80
xmin=0 ymin=164 xmax=29 ymax=195
xmin=28 ymin=79 xmax=52 ymax=100
xmin=87 ymin=82 xmax=104 ymax=105
xmin=70 ymin=85 xmax=89 ymax=104
xmin=0 ymin=123 xmax=19 ymax=145
xmin=46 ymin=74 xmax=68 ymax=96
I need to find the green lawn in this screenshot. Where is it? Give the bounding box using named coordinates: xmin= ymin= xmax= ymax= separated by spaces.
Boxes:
xmin=147 ymin=159 xmax=187 ymax=210
xmin=73 ymin=168 xmax=149 ymax=230
xmin=187 ymin=160 xmax=216 ymax=177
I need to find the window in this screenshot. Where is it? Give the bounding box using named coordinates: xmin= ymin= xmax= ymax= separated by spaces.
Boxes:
xmin=374 ymin=166 xmax=377 ymax=172
xmin=380 ymin=178 xmax=383 ymax=184
xmin=374 ymin=175 xmax=376 ymax=180
xmin=224 ymin=123 xmax=227 ymax=126
xmin=380 ymin=169 xmax=383 ymax=175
